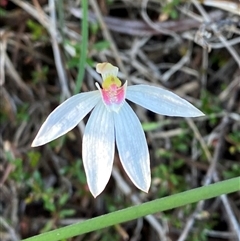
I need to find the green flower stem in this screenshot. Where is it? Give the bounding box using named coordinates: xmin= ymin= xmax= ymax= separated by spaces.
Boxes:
xmin=22 ymin=177 xmax=240 ymax=241
xmin=74 ymin=0 xmax=88 ymax=94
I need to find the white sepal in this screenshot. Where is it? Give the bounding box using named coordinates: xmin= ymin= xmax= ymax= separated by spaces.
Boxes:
xmin=82 ymin=102 xmax=115 ymax=197
xmin=126 ymin=85 xmax=205 ymax=117
xmin=114 ymin=102 xmax=150 ymax=192
xmin=32 ymin=91 xmax=100 ymax=147
xmin=96 ymin=62 xmax=119 ymax=80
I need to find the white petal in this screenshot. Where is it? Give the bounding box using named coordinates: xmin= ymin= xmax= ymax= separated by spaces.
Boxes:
xmin=82 ymin=102 xmax=115 ymax=197
xmin=32 ymin=91 xmax=101 ymax=147
xmin=126 ymin=85 xmax=205 ymax=117
xmin=114 ymin=102 xmax=150 ymax=192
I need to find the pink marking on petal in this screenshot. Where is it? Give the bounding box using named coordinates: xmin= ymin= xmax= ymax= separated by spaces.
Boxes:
xmin=100 ymin=82 xmax=127 ymax=112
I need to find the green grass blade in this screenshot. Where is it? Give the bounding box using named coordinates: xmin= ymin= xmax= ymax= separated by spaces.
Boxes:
xmin=22 ymin=177 xmax=240 ymax=241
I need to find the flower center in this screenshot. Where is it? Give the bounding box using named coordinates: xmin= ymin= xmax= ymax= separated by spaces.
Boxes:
xmin=102 ymin=75 xmax=121 ymax=89
xmin=96 ymin=75 xmax=127 ymax=113
xmin=102 ymin=83 xmax=124 ymax=105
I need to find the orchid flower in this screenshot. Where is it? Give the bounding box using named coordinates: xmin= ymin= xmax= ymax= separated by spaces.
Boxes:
xmin=32 ymin=63 xmax=204 ymax=197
